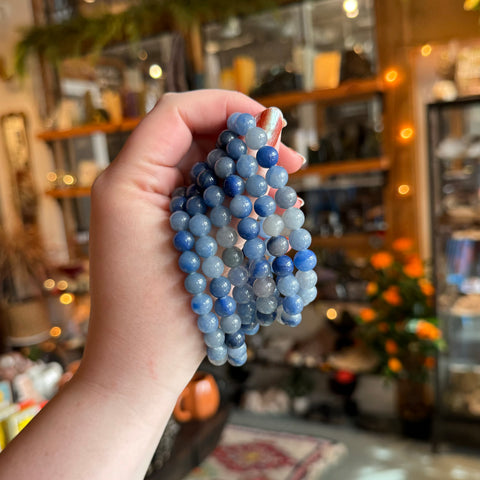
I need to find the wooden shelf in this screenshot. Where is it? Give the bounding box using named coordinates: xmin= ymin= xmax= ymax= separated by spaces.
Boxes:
xmin=37 ymin=117 xmax=142 ymax=141
xmin=45 ymin=187 xmax=91 ymax=198
xmin=255 ymin=77 xmax=385 ymax=108
xmin=292 ymin=156 xmax=390 ymax=179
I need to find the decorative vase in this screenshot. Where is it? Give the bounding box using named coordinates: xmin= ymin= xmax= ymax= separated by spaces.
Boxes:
xmin=396 ymin=377 xmax=433 ymax=440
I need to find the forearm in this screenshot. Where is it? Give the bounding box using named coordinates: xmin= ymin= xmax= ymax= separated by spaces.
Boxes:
xmin=0 ymin=369 xmax=178 ymax=480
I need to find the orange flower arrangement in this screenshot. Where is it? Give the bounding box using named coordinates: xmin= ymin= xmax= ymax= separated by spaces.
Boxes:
xmin=356 ymin=238 xmax=444 ymax=382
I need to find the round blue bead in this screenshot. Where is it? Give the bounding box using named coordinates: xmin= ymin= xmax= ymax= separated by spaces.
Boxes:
xmin=256 ymin=311 xmax=276 ymax=326
xmin=241 ymin=322 xmax=260 ymax=336
xmin=170 ymin=211 xmax=190 ymax=231
xmin=256 ymin=145 xmax=278 ymax=168
xmin=249 ymin=259 xmax=270 ymax=279
xmin=289 ymin=228 xmax=312 ymax=251
xmin=221 ymin=314 xmax=242 ymax=334
xmin=223 ymin=175 xmax=245 ymax=197
xmin=245 ymin=127 xmax=267 ymax=150
xmin=254 ymin=196 xmax=276 ymax=217
xmin=246 ymin=175 xmax=268 ymax=197
xmin=282 ymin=294 xmax=304 ymax=315
xmin=186 ymin=184 xmax=202 ymax=198
xmin=186 ymin=196 xmax=207 ymax=215
xmin=178 ymin=251 xmax=200 ymax=273
xmin=228 ymin=353 xmax=248 ymax=366
xmin=195 ymin=235 xmax=217 ymax=257
xmin=280 ymin=312 xmax=302 ymax=327
xmin=228 ymin=266 xmax=249 ymax=287
xmin=209 ymin=277 xmax=231 ymax=298
xmin=293 ymin=249 xmax=317 ymax=271
xmin=233 ymin=113 xmax=255 ymax=136
xmin=197 ymin=312 xmax=218 ymax=333
xmin=202 ymin=256 xmax=224 ymax=278
xmin=217 ymin=129 xmax=237 ymax=149
xmin=174 ymin=230 xmax=195 ymax=252
xmin=207 ymin=345 xmax=228 ymax=365
xmin=238 ymin=217 xmax=260 ymax=240
xmin=272 ymin=255 xmax=294 ymax=276
xmin=267 ymin=236 xmax=289 ymax=256
xmin=214 ymin=156 xmax=236 ymax=179
xmin=228 ymin=343 xmax=247 ymax=358
xmin=226 ymin=138 xmax=247 ymax=160
xmin=229 ymin=195 xmax=252 ymax=218
xmin=203 ymin=185 xmax=225 ymax=208
xmin=197 ymin=169 xmax=217 ymax=189
xmin=277 ymin=274 xmax=300 ymax=296
xmin=169 ymin=196 xmax=186 ymax=212
xmin=209 ymin=205 xmax=232 ymax=227
xmin=227 ymin=112 xmax=241 ymax=131
xmin=191 ymin=293 xmax=213 ymax=315
xmin=237 ymin=154 xmax=258 ymax=178
xmin=190 ymin=162 xmax=208 ymax=183
xmin=189 ymin=214 xmax=211 ymax=237
xmin=237 ymin=302 xmax=256 ymax=324
xmin=184 ymin=272 xmax=207 ymax=295
xmin=207 ymin=148 xmax=225 ymax=168
xmin=204 ymin=329 xmax=225 ymax=348
xmin=265 ymin=165 xmax=288 ymax=188
xmin=232 ymin=285 xmax=254 ymax=304
xmin=214 ymin=296 xmax=237 ymax=317
xmin=225 ymin=331 xmax=245 ymax=348
xmin=172 ymin=186 xmax=187 ymax=197
xmin=243 ymin=238 xmax=266 ymax=260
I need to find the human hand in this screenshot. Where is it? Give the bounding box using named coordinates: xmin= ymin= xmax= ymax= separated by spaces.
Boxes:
xmin=82 ymin=89 xmax=304 ymax=402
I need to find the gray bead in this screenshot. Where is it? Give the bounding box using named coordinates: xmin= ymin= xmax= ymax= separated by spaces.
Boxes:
xmin=214 ymin=156 xmax=236 ymax=178
xmin=256 ymin=295 xmax=278 ymax=314
xmin=202 ymin=256 xmax=224 ymax=278
xmin=282 ymin=207 xmax=305 ymax=230
xmin=216 ymin=226 xmax=238 ymax=248
xmin=267 ymin=235 xmax=289 ymax=256
xmin=222 ymin=247 xmax=244 ymax=268
xmin=263 ymin=214 xmax=285 ymax=237
xmin=221 ymin=314 xmax=242 ymax=334
xmin=275 ymin=186 xmax=297 ymax=209
xmin=253 ymin=277 xmax=276 ymax=297
xmin=245 ymin=127 xmax=267 ymax=150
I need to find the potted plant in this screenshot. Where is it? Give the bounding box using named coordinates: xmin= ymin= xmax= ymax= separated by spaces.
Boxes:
xmin=0 ymin=225 xmax=52 ymax=347
xmin=355 ymin=238 xmax=445 ymax=438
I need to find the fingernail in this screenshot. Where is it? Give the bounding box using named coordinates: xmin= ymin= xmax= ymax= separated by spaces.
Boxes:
xmin=300 ymin=155 xmax=307 ymax=167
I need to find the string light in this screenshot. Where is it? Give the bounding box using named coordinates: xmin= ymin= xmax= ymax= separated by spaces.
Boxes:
xmin=343 ymin=0 xmax=359 ymax=18
xmin=384 ymin=69 xmax=399 ymax=84
xmin=421 ymin=44 xmax=432 ymax=57
xmin=57 ymin=280 xmax=68 ymax=291
xmin=60 ymin=293 xmax=74 ymax=305
xmin=398 ymin=184 xmax=411 ymax=196
xmin=50 ymin=326 xmax=62 ymax=338
xmin=43 ymin=278 xmax=55 ymax=290
xmin=149 ymin=64 xmax=163 ymax=79
xmin=400 ymin=127 xmax=414 ymax=141
xmin=63 ymin=174 xmax=76 ymax=186
xmin=326 ymin=308 xmax=338 ymax=320
xmin=46 ymin=171 xmax=58 ymax=183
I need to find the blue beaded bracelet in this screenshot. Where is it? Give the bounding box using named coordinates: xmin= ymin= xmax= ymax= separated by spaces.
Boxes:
xmin=169 ymin=107 xmax=318 ymax=367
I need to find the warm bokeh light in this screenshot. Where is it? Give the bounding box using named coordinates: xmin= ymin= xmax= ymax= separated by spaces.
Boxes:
xmin=56 ymin=280 xmax=68 ymax=291
xmin=384 ymin=69 xmax=398 ymax=83
xmin=421 ymin=44 xmax=432 ymax=57
xmin=60 ymin=293 xmax=74 ymax=305
xmin=137 ymin=49 xmax=148 ymax=61
xmin=63 ymin=174 xmax=76 ymax=186
xmin=46 ymin=171 xmax=58 ymax=183
xmin=398 ymin=184 xmax=411 ymax=196
xmin=343 ymin=0 xmax=359 ymax=17
xmin=43 ymin=278 xmax=55 ymax=290
xmin=149 ymin=64 xmax=163 ymax=79
xmin=326 ymin=308 xmax=338 ymax=320
xmin=50 ymin=326 xmax=62 ymax=338
xmin=400 ymin=127 xmax=414 ymax=140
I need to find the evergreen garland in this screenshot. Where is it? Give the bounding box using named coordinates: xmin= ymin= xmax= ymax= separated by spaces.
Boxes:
xmin=15 ymin=0 xmax=289 ymax=74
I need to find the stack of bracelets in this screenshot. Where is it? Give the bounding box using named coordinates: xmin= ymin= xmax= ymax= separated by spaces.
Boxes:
xmin=169 ymin=107 xmax=317 ymax=367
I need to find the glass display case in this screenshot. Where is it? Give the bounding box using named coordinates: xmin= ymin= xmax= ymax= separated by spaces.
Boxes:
xmin=427 ymin=96 xmax=480 ymax=447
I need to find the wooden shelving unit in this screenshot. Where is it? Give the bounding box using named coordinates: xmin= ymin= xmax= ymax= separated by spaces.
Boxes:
xmin=37 ymin=117 xmax=142 ymax=141
xmin=311 ymin=233 xmax=381 ymax=250
xmin=292 ymin=156 xmax=390 ymax=179
xmin=255 ymin=77 xmax=385 ymax=108
xmin=45 ymin=187 xmax=91 ymax=199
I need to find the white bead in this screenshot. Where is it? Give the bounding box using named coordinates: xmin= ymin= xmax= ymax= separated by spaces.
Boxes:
xmin=282 ymin=207 xmax=305 ymax=230
xmin=262 ymin=214 xmax=284 ymax=236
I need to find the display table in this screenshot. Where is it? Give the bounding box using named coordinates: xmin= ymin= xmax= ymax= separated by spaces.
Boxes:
xmin=145 ymin=405 xmax=230 ymax=480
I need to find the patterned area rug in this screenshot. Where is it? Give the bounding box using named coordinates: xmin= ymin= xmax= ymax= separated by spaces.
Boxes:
xmin=183 ymin=424 xmax=347 ymax=480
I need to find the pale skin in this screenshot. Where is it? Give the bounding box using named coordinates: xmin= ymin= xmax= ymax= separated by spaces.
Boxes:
xmin=0 ymin=90 xmax=303 ymax=479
